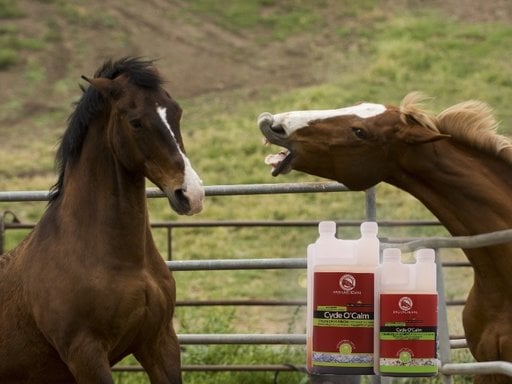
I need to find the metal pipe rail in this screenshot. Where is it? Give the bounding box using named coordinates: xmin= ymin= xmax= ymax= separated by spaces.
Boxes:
xmin=179 ymin=334 xmax=305 ymax=345
xmin=2 ymin=219 xmax=442 ymax=231
xmin=113 ymin=364 xmax=305 ymax=373
xmin=166 ymin=257 xmax=474 ymax=272
xmin=440 ymin=361 xmax=512 ymax=377
xmin=0 ymin=182 xmax=348 ymax=202
xmin=167 ymin=257 xmax=305 ymax=271
xmin=384 ymin=228 xmax=512 ymax=252
xmin=176 ymin=334 xmax=468 ymax=348
xmin=176 ymin=334 xmax=473 ymax=351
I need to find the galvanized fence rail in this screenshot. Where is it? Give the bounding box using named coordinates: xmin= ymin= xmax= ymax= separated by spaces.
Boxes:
xmin=2 ymin=182 xmax=512 ymax=383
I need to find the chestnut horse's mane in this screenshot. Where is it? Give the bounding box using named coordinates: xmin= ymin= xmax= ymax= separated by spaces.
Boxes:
xmin=49 ymin=57 xmax=163 ymax=204
xmin=400 ymin=92 xmax=512 ymax=165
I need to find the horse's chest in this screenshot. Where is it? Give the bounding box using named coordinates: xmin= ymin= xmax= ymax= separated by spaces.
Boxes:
xmin=33 ymin=266 xmax=174 ymax=341
xmin=139 ymin=272 xmax=174 ymax=323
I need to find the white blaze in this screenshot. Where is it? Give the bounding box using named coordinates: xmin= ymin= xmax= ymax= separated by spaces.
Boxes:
xmin=271 ymin=102 xmax=386 ymax=136
xmin=157 ymin=106 xmax=204 ymax=214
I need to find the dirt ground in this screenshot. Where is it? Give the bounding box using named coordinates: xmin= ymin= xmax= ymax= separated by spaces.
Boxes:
xmin=4 ymin=0 xmax=512 ymax=97
xmin=1 ymin=0 xmax=511 ymax=122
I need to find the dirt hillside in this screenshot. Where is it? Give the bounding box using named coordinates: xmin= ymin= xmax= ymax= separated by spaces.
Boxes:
xmin=0 ymin=0 xmax=511 ymax=127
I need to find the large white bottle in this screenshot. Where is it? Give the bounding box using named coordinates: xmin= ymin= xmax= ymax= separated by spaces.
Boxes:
xmin=306 ymin=221 xmax=379 ymax=375
xmin=376 ymin=248 xmax=438 ymax=376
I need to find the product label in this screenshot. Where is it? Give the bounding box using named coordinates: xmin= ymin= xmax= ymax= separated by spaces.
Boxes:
xmin=312 ymin=271 xmax=374 ymax=370
xmin=379 ymin=293 xmax=438 ymax=375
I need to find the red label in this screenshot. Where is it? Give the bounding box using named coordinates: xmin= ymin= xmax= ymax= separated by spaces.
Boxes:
xmin=312 ymin=271 xmax=374 ymax=370
xmin=379 ymin=293 xmax=438 ymax=375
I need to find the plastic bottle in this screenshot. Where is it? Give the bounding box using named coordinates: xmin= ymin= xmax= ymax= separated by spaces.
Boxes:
xmin=306 ymin=221 xmax=379 ymax=375
xmin=376 ymin=248 xmax=438 ymax=376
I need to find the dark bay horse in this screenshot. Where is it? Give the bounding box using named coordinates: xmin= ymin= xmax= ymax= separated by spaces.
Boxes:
xmin=259 ymin=92 xmax=512 ymax=383
xmin=0 ymin=57 xmax=204 ymax=383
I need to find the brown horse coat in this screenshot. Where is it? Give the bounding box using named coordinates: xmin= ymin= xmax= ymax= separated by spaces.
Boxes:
xmin=259 ymin=92 xmax=512 ymax=383
xmin=0 ymin=58 xmax=204 ymax=384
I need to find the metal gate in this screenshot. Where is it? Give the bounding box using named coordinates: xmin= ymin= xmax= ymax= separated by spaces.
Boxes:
xmin=2 ymin=182 xmax=512 ymax=383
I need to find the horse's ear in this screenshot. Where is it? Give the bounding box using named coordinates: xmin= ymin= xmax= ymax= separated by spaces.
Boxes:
xmin=396 ymin=123 xmax=451 ymax=144
xmin=81 ymin=76 xmax=123 ymax=100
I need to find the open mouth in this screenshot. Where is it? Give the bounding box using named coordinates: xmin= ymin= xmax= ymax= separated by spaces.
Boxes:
xmin=263 ymin=145 xmax=294 ymax=176
xmin=258 ymin=112 xmax=295 ymax=176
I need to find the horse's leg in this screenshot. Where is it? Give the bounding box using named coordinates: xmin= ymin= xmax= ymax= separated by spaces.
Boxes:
xmin=471 ymin=324 xmax=512 ymax=384
xmin=64 ymin=339 xmax=114 ymax=384
xmin=134 ymin=326 xmax=182 ymax=384
xmin=481 ymin=333 xmax=512 ymax=384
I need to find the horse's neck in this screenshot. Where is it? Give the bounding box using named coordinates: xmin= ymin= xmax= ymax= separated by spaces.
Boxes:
xmin=51 ymin=122 xmax=152 ymax=257
xmin=390 ymin=140 xmax=512 ymax=283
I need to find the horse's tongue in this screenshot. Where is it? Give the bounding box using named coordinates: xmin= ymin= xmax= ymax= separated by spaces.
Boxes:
xmin=265 ymin=152 xmax=286 ymax=165
xmin=265 ymin=151 xmax=287 ymax=171
xmin=265 ymin=150 xmax=293 ymax=176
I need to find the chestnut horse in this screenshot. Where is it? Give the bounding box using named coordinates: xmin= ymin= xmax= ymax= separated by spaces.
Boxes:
xmin=0 ymin=58 xmax=204 ymax=383
xmin=259 ymin=92 xmax=512 ymax=383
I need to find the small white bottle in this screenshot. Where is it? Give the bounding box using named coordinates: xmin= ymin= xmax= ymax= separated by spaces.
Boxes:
xmin=377 ymin=248 xmax=438 ymax=376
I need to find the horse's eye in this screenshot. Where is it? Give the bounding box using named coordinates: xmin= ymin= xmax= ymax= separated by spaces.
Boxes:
xmin=129 ymin=119 xmax=143 ymax=130
xmin=352 ymin=127 xmax=368 ymax=140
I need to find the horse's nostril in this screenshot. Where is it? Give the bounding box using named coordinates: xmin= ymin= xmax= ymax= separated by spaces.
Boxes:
xmin=174 ymin=188 xmax=187 ymax=201
xmin=169 ymin=188 xmax=190 ymax=215
xmin=271 ymin=124 xmax=286 ymax=135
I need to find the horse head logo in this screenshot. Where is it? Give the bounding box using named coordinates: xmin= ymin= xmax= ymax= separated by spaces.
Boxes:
xmin=398 ymin=296 xmax=413 ymax=312
xmin=339 ymin=274 xmax=356 ymax=291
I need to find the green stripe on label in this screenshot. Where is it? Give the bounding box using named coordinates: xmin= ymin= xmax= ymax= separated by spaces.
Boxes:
xmin=314 ymin=318 xmax=374 ymax=327
xmin=317 ymin=306 xmax=347 ymax=311
xmin=380 ymin=332 xmax=436 ymax=340
xmin=380 ymin=365 xmax=438 ymax=374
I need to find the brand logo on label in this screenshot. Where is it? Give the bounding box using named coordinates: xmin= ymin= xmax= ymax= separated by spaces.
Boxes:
xmin=339 ymin=274 xmax=356 ymax=291
xmin=398 ymin=296 xmax=413 ymax=312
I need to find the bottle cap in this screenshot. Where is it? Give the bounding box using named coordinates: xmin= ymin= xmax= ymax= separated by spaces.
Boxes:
xmin=360 ymin=221 xmax=378 ymax=234
xmin=382 ymin=248 xmax=401 ymax=262
xmin=415 ymin=248 xmax=435 ymax=263
xmin=318 ymin=221 xmax=336 ymax=235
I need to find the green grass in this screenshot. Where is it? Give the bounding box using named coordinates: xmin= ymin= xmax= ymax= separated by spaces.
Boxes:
xmin=0 ymin=0 xmax=24 ymax=18
xmin=0 ymin=3 xmax=43 ymax=69
xmin=1 ymin=1 xmax=511 ymax=383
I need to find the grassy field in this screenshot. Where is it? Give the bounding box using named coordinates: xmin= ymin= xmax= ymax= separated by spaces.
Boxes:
xmin=1 ymin=1 xmax=511 ymax=383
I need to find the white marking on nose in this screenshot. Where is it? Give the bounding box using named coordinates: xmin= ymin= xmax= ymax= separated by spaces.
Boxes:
xmin=156 ymin=105 xmax=205 ymax=214
xmin=273 ymin=103 xmax=387 ymax=136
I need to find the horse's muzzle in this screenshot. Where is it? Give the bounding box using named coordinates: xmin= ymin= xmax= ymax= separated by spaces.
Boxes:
xmin=167 ymin=181 xmax=205 ymax=216
xmin=258 ymin=112 xmax=295 ymax=176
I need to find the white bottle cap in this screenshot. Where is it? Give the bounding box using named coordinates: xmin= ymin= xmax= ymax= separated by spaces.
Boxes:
xmin=415 ymin=248 xmax=435 ymax=263
xmin=382 ymin=248 xmax=401 ymax=263
xmin=360 ymin=221 xmax=378 ymax=235
xmin=318 ymin=221 xmax=336 ymax=235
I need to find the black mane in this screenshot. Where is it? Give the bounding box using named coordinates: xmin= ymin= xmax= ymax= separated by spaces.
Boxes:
xmin=49 ymin=57 xmax=164 ymax=204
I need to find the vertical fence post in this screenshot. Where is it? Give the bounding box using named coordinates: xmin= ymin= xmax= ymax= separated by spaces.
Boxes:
xmin=436 ymin=249 xmax=453 ymax=384
xmin=167 ymin=227 xmax=173 ymax=261
xmin=0 ymin=213 xmax=5 ymax=255
xmin=0 ymin=211 xmax=20 ymax=255
xmin=365 ymin=187 xmax=382 ymax=384
xmin=365 ymin=188 xmax=377 ymax=221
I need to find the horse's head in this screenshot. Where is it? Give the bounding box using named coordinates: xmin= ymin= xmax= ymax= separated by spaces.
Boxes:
xmin=83 ymin=67 xmax=204 ymax=215
xmin=258 ymin=92 xmax=449 ymax=190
